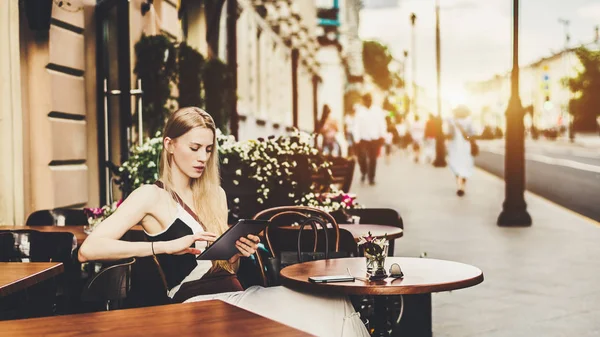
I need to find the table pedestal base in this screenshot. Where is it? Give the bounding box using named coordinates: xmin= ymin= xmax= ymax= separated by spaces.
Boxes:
xmin=392 ymin=293 xmax=432 ymax=337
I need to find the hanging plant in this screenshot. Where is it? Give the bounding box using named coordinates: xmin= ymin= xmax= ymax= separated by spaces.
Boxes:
xmin=178 ymin=42 xmax=205 ymax=109
xmin=203 ymin=58 xmax=234 ymax=133
xmin=134 ymin=34 xmax=177 ymax=136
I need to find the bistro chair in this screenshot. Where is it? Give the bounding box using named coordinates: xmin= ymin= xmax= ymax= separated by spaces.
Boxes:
xmin=344 ymin=208 xmax=404 ymax=255
xmin=0 ymin=230 xmax=81 ymax=316
xmin=26 ymin=208 xmax=88 ymax=226
xmin=81 ymin=258 xmax=136 ymax=311
xmin=252 ymin=206 xmax=358 ymax=287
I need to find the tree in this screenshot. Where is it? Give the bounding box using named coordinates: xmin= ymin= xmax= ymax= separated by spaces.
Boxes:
xmin=362 ymin=40 xmax=393 ymax=90
xmin=563 ymin=47 xmax=600 ymax=132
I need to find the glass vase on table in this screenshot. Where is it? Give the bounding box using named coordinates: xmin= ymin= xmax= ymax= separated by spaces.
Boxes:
xmin=358 ymin=232 xmax=389 ymax=279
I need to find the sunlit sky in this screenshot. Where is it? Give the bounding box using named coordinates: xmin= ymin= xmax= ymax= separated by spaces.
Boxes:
xmin=360 ymin=0 xmax=600 ymax=103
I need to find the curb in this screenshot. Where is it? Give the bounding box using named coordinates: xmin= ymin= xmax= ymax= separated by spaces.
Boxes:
xmin=475 ymin=167 xmax=600 ymax=227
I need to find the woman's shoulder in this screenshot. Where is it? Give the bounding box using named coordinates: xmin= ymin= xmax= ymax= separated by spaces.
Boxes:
xmin=127 ymin=184 xmax=163 ymax=207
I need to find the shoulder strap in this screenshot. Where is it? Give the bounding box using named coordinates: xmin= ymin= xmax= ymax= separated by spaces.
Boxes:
xmin=454 ymin=121 xmax=469 ymax=140
xmin=154 ymin=181 xmax=206 ymax=231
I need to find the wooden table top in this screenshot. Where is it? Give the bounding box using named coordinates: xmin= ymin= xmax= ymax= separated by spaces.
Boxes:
xmin=0 ymin=262 xmax=64 ymax=297
xmin=339 ymin=224 xmax=403 ymax=241
xmin=0 ymin=223 xmax=402 ymax=249
xmin=0 ymin=225 xmax=147 ymax=246
xmin=0 ymin=300 xmax=311 ymax=337
xmin=0 ymin=225 xmax=88 ymax=246
xmin=280 ymin=257 xmax=484 ymax=295
xmin=278 ymin=223 xmax=403 ymax=241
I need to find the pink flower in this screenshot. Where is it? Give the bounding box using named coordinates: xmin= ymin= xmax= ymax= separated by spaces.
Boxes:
xmin=116 ymin=198 xmax=123 ymax=208
xmin=362 ymin=231 xmax=374 ymax=243
xmin=84 ymin=207 xmax=105 ymax=219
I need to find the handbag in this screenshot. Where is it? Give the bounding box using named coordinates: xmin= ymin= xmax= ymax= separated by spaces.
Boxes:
xmin=469 ymin=138 xmax=479 ymax=156
xmin=455 ymin=121 xmax=479 ymax=157
xmin=264 ymin=216 xmax=351 ymax=286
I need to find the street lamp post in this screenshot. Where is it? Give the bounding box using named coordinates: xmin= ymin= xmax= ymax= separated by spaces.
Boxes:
xmin=227 ymin=0 xmax=239 ymax=139
xmin=403 ymin=50 xmax=409 ymax=115
xmin=558 ymin=18 xmax=574 ymax=142
xmin=433 ymin=0 xmax=447 ymax=167
xmin=410 ymin=13 xmax=417 ymax=117
xmin=498 ymin=0 xmax=532 ymax=227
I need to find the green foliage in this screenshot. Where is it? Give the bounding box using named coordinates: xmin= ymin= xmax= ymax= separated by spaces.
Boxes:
xmin=363 ymin=40 xmax=393 ymax=90
xmin=218 ymin=131 xmax=331 ymax=217
xmin=178 ymin=42 xmax=205 ymax=109
xmin=382 ymin=96 xmax=398 ymax=114
xmin=562 ymin=47 xmax=600 ymax=132
xmin=134 ymin=37 xmax=233 ymax=136
xmin=204 ymin=59 xmax=234 ymax=132
xmin=391 ymin=72 xmax=404 ymax=89
xmin=134 ymin=34 xmax=178 ymax=136
xmin=117 ymin=131 xmax=359 ymax=218
xmin=118 ymin=133 xmax=163 ymax=191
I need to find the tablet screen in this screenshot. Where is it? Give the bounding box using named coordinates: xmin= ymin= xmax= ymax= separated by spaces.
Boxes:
xmin=196 ymin=219 xmax=269 ymax=260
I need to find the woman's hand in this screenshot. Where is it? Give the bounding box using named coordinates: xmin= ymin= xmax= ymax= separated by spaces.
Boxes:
xmin=160 ymin=232 xmax=218 ymax=255
xmin=229 ymin=234 xmax=260 ymax=263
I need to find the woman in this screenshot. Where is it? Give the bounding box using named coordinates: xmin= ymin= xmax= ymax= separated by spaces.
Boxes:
xmin=409 ymin=115 xmax=425 ymax=163
xmin=79 ymin=107 xmax=368 ymax=337
xmin=321 ymin=115 xmax=341 ymax=156
xmin=447 ymin=105 xmax=475 ymax=196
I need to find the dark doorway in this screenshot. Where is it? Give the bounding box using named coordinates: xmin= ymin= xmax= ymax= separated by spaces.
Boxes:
xmin=96 ymin=0 xmax=132 ymax=205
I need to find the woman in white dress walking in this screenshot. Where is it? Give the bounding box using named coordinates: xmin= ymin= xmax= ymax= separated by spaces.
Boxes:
xmin=447 ymin=105 xmax=476 ymax=196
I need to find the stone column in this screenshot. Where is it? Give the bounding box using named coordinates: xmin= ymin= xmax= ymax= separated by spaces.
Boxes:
xmin=0 ymin=1 xmax=25 ymax=225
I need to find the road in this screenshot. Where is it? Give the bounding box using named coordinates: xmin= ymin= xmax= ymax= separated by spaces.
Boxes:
xmin=475 ymin=140 xmax=600 ymax=222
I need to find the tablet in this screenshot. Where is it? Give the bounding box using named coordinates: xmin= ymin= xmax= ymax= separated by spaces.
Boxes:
xmin=196 ymin=219 xmax=270 ymax=260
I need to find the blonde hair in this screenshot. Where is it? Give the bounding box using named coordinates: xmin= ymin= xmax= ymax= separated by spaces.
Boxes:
xmin=159 ymin=107 xmax=233 ymax=272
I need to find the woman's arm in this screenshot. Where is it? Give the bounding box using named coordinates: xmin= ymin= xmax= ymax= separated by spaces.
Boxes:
xmin=78 ymin=185 xmax=164 ymax=262
xmin=78 ymin=185 xmax=217 ymax=262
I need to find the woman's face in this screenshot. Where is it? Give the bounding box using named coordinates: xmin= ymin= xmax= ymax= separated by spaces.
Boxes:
xmin=167 ymin=127 xmax=214 ymax=179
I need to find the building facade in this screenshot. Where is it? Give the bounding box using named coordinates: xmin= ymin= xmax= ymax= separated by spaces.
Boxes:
xmin=0 ymin=0 xmax=356 ymax=225
xmin=466 ymin=48 xmax=585 ymax=131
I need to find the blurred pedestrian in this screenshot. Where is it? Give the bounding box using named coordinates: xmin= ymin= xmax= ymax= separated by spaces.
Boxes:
xmin=447 ymin=105 xmax=476 ymax=196
xmin=423 ymin=113 xmax=437 ymax=163
xmin=353 ymin=93 xmax=387 ymax=185
xmin=321 ymin=115 xmax=341 ymax=156
xmin=410 ymin=115 xmax=425 ymax=163
xmin=344 ymin=107 xmax=357 ymax=157
xmin=383 ymin=115 xmax=395 ymax=164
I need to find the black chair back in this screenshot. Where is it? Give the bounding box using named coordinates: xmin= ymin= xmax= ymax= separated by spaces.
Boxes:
xmin=26 ymin=208 xmax=88 ymax=226
xmin=345 ymin=208 xmax=403 ymax=229
xmin=253 ymin=206 xmax=341 ymax=255
xmin=252 ymin=206 xmax=357 ymax=286
xmin=0 ymin=230 xmax=76 ymax=263
xmin=81 ymin=258 xmax=135 ymax=311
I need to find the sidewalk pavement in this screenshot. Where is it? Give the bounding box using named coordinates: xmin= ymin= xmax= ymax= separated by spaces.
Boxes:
xmin=556 ymin=133 xmax=600 ymax=149
xmin=351 ymin=152 xmax=600 ymax=337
